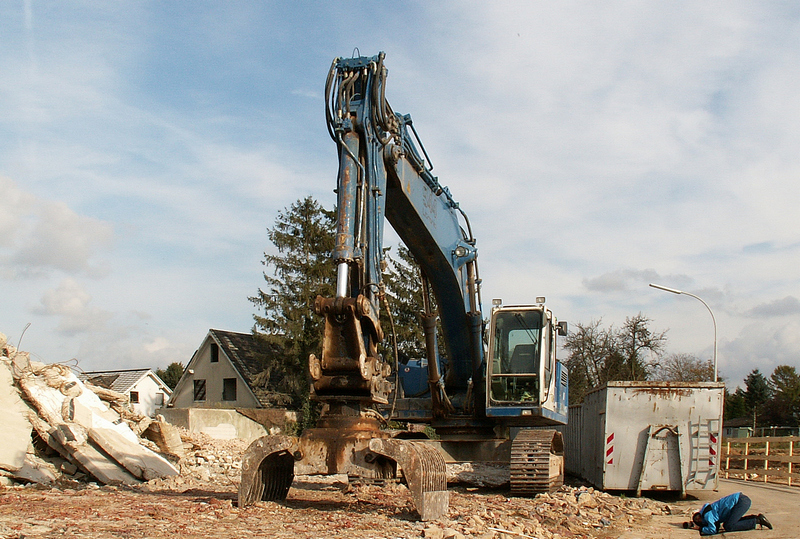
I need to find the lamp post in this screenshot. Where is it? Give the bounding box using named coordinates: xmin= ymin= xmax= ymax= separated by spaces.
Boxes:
xmin=649 ymin=283 xmax=718 ymax=382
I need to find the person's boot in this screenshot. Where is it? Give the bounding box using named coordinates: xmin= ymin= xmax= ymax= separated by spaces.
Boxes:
xmin=757 ymin=514 xmax=773 ymax=530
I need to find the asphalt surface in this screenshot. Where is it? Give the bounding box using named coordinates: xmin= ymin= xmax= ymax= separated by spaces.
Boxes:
xmin=618 ymin=478 xmax=799 ymax=538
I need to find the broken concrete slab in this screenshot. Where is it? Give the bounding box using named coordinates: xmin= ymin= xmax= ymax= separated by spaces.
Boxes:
xmin=0 ymin=454 xmax=58 ymax=484
xmin=17 ymin=371 xmax=71 ymax=426
xmin=143 ymin=419 xmax=186 ymax=459
xmin=52 ymin=425 xmax=140 ymax=485
xmin=67 ymin=396 xmax=120 ymax=427
xmin=2 ymin=332 xmax=181 ymax=487
xmin=0 ymin=361 xmax=33 ymax=472
xmin=89 ymin=427 xmax=179 ymax=481
xmin=19 ymin=363 xmax=140 ymax=445
xmin=26 ymin=411 xmax=74 ymax=463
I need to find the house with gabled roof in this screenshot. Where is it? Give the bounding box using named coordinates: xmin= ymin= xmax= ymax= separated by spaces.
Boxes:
xmin=167 ymin=329 xmax=291 ymax=410
xmin=162 ymin=329 xmax=295 ymax=441
xmin=78 ymin=368 xmax=172 ymax=418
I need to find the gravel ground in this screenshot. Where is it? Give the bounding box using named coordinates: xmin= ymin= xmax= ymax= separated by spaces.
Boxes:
xmin=0 ymin=431 xmax=679 ymax=539
xmin=1 ymin=476 xmax=672 ymax=538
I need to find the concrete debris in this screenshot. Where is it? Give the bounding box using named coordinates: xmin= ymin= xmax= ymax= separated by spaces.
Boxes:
xmin=0 ymin=353 xmax=32 ymax=472
xmin=143 ymin=417 xmax=186 ymax=459
xmin=423 ymin=485 xmax=673 ymax=539
xmin=447 ymin=462 xmax=510 ymax=488
xmin=0 ymin=331 xmax=178 ymax=487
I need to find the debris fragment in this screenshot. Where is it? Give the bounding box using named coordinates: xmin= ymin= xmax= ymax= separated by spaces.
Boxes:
xmin=0 ymin=331 xmax=178 ymax=486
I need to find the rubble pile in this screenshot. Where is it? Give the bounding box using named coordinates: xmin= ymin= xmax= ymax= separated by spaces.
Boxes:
xmin=433 ymin=485 xmax=672 ymax=539
xmin=0 ymin=332 xmax=180 ymax=487
xmin=143 ymin=431 xmax=249 ymax=491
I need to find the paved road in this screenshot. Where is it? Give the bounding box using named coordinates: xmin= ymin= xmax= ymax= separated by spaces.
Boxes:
xmin=617 ymin=478 xmax=799 ymax=538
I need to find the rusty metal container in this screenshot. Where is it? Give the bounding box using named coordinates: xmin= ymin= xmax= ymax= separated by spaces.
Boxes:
xmin=564 ymin=381 xmax=724 ymax=493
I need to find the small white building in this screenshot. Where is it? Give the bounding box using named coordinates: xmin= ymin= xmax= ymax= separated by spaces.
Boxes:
xmin=79 ymin=369 xmax=172 ymax=417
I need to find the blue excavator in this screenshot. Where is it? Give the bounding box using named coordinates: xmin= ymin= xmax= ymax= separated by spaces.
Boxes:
xmin=239 ymin=52 xmax=569 ymax=521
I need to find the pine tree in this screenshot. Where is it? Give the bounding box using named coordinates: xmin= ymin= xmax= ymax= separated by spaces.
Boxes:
xmin=724 ymin=387 xmax=748 ymax=420
xmin=744 ymin=369 xmax=772 ymax=429
xmin=381 ymin=244 xmax=429 ymax=363
xmin=766 ymin=365 xmax=800 ymax=426
xmin=250 ymin=196 xmax=336 ymax=409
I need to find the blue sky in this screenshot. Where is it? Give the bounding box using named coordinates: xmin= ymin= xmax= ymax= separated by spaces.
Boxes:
xmin=1 ymin=1 xmax=798 ymax=389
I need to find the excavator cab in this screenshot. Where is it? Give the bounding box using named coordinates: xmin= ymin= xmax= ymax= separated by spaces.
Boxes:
xmin=489 ymin=310 xmax=542 ymax=404
xmin=485 ymin=299 xmax=569 ymax=426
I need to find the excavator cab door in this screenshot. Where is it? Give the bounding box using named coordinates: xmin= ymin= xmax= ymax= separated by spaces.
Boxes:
xmin=486 ymin=307 xmax=544 ymax=408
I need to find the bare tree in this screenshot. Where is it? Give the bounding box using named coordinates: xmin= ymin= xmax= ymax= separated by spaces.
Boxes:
xmin=564 ymin=314 xmax=667 ymax=404
xmin=656 ymin=353 xmax=714 ymax=382
xmin=564 ymin=319 xmax=620 ymax=404
xmin=619 ymin=313 xmax=667 ymax=381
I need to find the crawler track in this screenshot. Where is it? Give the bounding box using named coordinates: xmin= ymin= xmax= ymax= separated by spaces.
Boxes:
xmin=509 ymin=429 xmax=564 ymax=495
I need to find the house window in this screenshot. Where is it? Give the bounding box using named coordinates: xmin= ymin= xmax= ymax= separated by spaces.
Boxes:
xmin=154 ymin=393 xmax=164 ymax=406
xmin=223 ymin=378 xmax=237 ymax=401
xmin=210 ymin=343 xmax=219 ymax=363
xmin=193 ymin=379 xmax=207 ymax=401
xmin=130 ymin=391 xmax=139 ymax=404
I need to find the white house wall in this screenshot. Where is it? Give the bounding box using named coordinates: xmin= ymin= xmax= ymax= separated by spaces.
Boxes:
xmin=169 ymin=337 xmax=260 ymax=409
xmin=130 ymin=375 xmax=170 ymax=418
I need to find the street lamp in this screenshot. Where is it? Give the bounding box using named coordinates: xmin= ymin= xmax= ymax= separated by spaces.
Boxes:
xmin=649 ymin=283 xmax=718 ymax=382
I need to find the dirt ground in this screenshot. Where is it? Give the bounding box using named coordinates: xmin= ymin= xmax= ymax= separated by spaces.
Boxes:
xmin=0 ymin=480 xmax=669 ymax=539
xmin=2 ymin=477 xmax=795 ymax=539
xmin=2 ymin=430 xmax=794 ymax=539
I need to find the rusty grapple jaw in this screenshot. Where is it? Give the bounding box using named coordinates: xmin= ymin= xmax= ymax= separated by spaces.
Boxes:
xmin=369 ymin=438 xmax=449 ymax=521
xmin=238 ymin=433 xmax=449 ymax=522
xmin=238 ymin=435 xmax=298 ymax=507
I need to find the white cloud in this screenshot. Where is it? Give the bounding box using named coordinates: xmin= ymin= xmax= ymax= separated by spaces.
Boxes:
xmin=582 ymin=269 xmax=693 ymax=293
xmin=723 ymin=320 xmax=800 ymax=384
xmin=0 ymin=178 xmax=113 ymax=278
xmin=31 ymin=278 xmax=112 ymax=335
xmin=0 ymin=176 xmax=36 ymax=245
xmin=144 ymin=337 xmax=171 ymax=354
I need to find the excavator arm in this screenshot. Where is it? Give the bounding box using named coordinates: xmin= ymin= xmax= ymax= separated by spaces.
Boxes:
xmin=313 ymin=52 xmax=483 ymax=411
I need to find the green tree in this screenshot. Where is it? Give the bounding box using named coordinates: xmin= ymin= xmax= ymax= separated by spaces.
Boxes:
xmin=744 ymin=369 xmax=772 ymax=429
xmin=766 ymin=365 xmax=800 ymax=426
xmin=155 ymin=362 xmax=184 ymax=390
xmin=724 ymin=386 xmax=748 ymax=420
xmin=250 ymin=196 xmax=336 ymax=414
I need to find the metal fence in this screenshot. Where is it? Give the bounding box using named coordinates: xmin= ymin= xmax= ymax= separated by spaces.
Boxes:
xmin=722 ymin=435 xmax=800 ymax=487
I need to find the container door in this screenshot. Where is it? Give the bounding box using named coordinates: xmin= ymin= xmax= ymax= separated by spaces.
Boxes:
xmin=638 ymin=425 xmax=682 ymax=491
